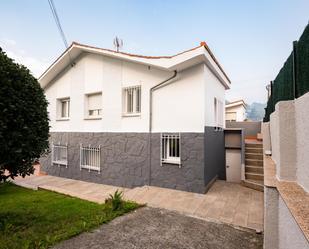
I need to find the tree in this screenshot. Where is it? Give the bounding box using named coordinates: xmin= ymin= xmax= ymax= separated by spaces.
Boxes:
xmin=0 ymin=47 xmax=49 ymax=181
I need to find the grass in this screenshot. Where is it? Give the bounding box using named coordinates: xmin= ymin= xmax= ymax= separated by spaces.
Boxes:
xmin=0 ymin=182 xmax=139 ymax=249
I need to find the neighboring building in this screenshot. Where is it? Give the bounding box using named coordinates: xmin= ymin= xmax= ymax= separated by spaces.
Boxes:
xmin=225 ymin=99 xmax=247 ymax=121
xmin=39 ymin=41 xmax=231 ymax=193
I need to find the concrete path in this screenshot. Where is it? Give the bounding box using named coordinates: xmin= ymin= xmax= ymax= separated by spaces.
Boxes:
xmin=53 ymin=207 xmax=263 ymax=249
xmin=12 ymin=175 xmax=263 ymax=231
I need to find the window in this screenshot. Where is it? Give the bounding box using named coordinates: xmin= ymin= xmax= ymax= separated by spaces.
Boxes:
xmin=214 ymin=98 xmax=224 ymax=128
xmin=52 ymin=142 xmax=68 ymax=167
xmin=80 ymin=144 xmax=101 ymax=172
xmin=86 ymin=92 xmax=102 ymax=118
xmin=123 ymin=86 xmax=141 ymax=115
xmin=161 ymin=134 xmax=181 ymax=166
xmin=57 ymin=98 xmax=70 ymax=119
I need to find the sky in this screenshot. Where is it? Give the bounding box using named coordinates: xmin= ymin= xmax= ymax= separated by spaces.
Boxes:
xmin=0 ymin=0 xmax=308 ymax=104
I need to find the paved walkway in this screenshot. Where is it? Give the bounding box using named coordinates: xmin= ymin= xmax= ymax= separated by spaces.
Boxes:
xmin=53 ymin=207 xmax=263 ymax=249
xmin=12 ymin=175 xmax=263 ymax=231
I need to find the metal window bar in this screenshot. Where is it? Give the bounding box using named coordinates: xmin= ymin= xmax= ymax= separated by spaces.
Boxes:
xmin=80 ymin=144 xmax=101 ymax=173
xmin=51 ymin=142 xmax=68 ymax=167
xmin=160 ymin=134 xmax=181 ymax=167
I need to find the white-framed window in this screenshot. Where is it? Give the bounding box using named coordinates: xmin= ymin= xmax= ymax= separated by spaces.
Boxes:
xmin=161 ymin=134 xmax=181 ymax=167
xmin=214 ymin=98 xmax=224 ymax=128
xmin=122 ymin=85 xmax=141 ymax=116
xmin=80 ymin=144 xmax=101 ymax=173
xmin=57 ymin=98 xmax=70 ymax=120
xmin=85 ymin=92 xmax=102 ymax=119
xmin=51 ymin=142 xmax=68 ymax=167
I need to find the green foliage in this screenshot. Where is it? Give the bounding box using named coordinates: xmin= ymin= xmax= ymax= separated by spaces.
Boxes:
xmin=0 ymin=183 xmax=139 ymax=249
xmin=0 ymin=48 xmax=49 ymax=181
xmin=105 ymin=190 xmax=124 ymax=211
xmin=264 ymin=23 xmax=309 ymax=121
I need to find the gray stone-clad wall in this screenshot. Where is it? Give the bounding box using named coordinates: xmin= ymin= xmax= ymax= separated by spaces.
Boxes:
xmin=40 ymin=132 xmax=206 ymax=193
xmin=150 ymin=133 xmax=205 ymax=193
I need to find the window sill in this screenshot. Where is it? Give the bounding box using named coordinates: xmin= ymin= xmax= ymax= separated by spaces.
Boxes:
xmin=52 ymin=161 xmax=67 ymax=166
xmin=56 ymin=118 xmax=70 ymax=121
xmin=122 ymin=113 xmax=141 ymax=118
xmin=162 ymin=160 xmax=181 ymax=166
xmin=84 ymin=116 xmax=102 ymax=120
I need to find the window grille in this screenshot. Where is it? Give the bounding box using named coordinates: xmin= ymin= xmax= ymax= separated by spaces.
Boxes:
xmin=80 ymin=144 xmax=101 ymax=172
xmin=161 ymin=134 xmax=181 ymax=167
xmin=123 ymin=85 xmax=141 ymax=115
xmin=52 ymin=142 xmax=68 ymax=167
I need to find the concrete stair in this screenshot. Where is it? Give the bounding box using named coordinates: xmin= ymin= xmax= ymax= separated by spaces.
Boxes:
xmin=243 ymin=179 xmax=264 ymax=192
xmin=243 ymin=142 xmax=264 ymax=192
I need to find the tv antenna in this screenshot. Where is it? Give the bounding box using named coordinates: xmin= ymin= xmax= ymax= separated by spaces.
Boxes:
xmin=113 ymin=36 xmax=123 ymax=52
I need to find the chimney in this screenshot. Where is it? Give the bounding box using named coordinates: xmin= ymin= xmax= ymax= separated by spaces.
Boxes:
xmin=200 ymin=41 xmax=207 ymax=47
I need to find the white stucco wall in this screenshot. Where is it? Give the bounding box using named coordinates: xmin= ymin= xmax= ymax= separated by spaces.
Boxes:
xmin=262 ymin=122 xmax=271 ymax=153
xmin=269 ymin=100 xmax=297 ymax=181
xmin=225 ymin=105 xmax=246 ymax=121
xmin=152 ymin=64 xmax=205 ymax=132
xmin=204 ymin=64 xmax=226 ymax=127
xmin=295 ymin=92 xmax=309 ymax=192
xmin=45 ymin=53 xmax=225 ymax=133
xmin=269 ymin=109 xmax=279 ymax=166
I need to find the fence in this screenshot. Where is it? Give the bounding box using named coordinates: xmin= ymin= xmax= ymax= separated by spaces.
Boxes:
xmin=264 ymin=23 xmax=309 ymax=122
xmin=80 ymin=144 xmax=101 ymax=172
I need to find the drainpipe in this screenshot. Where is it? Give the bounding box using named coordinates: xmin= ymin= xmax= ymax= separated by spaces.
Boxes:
xmin=148 ymin=70 xmax=178 ymax=186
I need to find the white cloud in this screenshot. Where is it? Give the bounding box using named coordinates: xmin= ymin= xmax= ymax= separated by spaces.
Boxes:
xmin=0 ymin=38 xmax=50 ymax=78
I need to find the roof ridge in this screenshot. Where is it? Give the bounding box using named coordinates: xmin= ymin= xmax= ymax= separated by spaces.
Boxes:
xmin=39 ymin=41 xmax=231 ymax=85
xmin=72 ymin=41 xmax=203 ymax=59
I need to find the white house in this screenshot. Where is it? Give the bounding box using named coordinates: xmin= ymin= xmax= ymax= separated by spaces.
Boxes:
xmin=39 ymin=41 xmax=231 ymax=193
xmin=225 ymin=99 xmax=247 ymax=122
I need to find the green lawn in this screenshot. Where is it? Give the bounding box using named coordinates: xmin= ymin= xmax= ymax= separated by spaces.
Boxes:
xmin=0 ymin=182 xmax=139 ymax=249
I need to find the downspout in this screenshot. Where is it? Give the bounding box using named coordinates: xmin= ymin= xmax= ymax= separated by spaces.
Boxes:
xmin=148 ymin=70 xmax=178 ymax=186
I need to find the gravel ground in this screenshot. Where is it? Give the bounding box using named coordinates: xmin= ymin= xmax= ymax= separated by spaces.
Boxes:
xmin=54 ymin=207 xmax=263 ymax=249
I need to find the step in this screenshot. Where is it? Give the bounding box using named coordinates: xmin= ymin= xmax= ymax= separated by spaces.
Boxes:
xmin=245 ymin=172 xmax=264 ymax=181
xmin=243 ymin=179 xmax=264 ymax=192
xmin=245 ymin=159 xmax=263 ymax=166
xmin=245 ymin=166 xmax=264 ymax=174
xmin=245 ymin=148 xmax=263 ymax=154
xmin=245 ymin=143 xmax=263 ymax=148
xmin=245 ymin=153 xmax=263 ymax=160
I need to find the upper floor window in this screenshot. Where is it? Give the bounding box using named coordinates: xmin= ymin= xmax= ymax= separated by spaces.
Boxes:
xmin=214 ymin=97 xmax=224 ymax=128
xmin=123 ymin=86 xmax=141 ymax=116
xmin=85 ymin=92 xmax=102 ymax=119
xmin=57 ymin=98 xmax=70 ymax=120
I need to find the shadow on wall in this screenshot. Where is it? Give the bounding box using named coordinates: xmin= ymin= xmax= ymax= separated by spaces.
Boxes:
xmin=204 ymin=126 xmax=226 ymax=190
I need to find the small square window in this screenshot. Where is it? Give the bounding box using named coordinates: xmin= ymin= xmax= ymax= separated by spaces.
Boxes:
xmin=123 ymin=86 xmax=141 ymax=116
xmin=85 ymin=92 xmax=102 ymax=118
xmin=80 ymin=144 xmax=101 ymax=172
xmin=57 ymin=98 xmax=70 ymax=120
xmin=52 ymin=142 xmax=68 ymax=167
xmin=161 ymin=134 xmax=181 ymax=166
